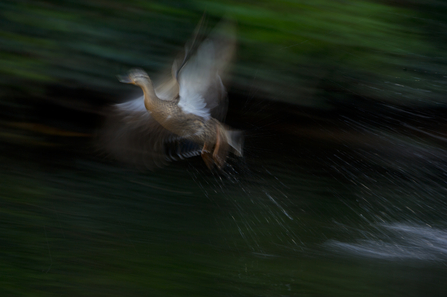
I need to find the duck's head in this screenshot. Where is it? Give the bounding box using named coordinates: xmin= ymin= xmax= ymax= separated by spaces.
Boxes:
xmin=118 ymin=68 xmax=151 ymax=85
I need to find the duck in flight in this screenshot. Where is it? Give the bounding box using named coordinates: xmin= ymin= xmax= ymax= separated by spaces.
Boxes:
xmin=100 ymin=18 xmax=243 ymax=169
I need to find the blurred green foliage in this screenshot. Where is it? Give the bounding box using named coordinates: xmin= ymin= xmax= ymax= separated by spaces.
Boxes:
xmin=1 ymin=0 xmax=447 ymax=111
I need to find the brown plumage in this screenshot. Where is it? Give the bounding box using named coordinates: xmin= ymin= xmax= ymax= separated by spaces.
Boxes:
xmin=99 ymin=18 xmax=243 ymax=169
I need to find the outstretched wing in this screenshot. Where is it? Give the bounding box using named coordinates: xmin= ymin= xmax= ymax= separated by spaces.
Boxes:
xmin=176 ymin=18 xmax=236 ymax=121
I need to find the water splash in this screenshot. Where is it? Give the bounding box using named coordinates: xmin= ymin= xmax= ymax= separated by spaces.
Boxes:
xmin=327 ymin=223 xmax=447 ymax=261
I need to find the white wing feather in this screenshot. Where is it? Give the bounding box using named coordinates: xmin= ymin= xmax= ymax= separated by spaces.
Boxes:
xmin=177 ymin=39 xmax=217 ymax=120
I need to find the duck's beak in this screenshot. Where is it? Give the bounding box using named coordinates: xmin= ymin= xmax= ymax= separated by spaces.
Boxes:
xmin=117 ymin=74 xmax=133 ymax=84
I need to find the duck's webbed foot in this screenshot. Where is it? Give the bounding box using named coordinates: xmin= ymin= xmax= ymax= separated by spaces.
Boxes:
xmin=201 ymin=143 xmax=214 ymax=169
xmin=212 ymin=126 xmax=229 ymax=170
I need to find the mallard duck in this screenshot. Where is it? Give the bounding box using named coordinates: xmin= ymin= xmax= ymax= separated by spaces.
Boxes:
xmin=100 ymin=18 xmax=243 ymax=169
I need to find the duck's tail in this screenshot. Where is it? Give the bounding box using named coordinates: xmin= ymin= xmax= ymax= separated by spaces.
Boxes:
xmin=210 ymin=127 xmax=244 ymax=169
xmin=225 ymin=129 xmax=244 ymax=157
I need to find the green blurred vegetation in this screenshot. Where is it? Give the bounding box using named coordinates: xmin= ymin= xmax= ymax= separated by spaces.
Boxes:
xmin=1 ymin=0 xmax=447 ymax=111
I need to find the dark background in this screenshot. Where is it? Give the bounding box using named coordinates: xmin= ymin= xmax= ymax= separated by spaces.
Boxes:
xmin=1 ymin=1 xmax=447 ymax=296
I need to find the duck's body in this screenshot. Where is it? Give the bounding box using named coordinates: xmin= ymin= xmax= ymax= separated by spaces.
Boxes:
xmin=100 ymin=18 xmax=242 ymax=169
xmin=122 ymin=68 xmax=241 ymax=168
xmin=137 ymin=71 xmax=218 ymax=143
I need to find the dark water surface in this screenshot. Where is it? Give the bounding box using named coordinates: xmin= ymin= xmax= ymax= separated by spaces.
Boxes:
xmin=1 ymin=123 xmax=447 ymax=296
